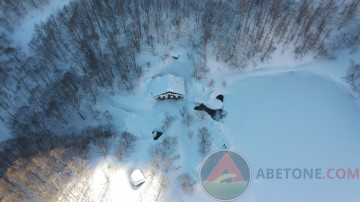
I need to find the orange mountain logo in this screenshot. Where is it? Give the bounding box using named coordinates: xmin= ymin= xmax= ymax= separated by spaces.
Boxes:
xmin=207 ymin=153 xmax=244 ymax=182
xmin=200 ymin=150 xmax=251 ymax=201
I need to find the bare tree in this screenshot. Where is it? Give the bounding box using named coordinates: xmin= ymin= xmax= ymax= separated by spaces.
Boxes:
xmin=59 ymin=71 xmax=86 ymax=120
xmin=114 ymin=131 xmax=137 ymax=160
xmin=162 ymin=114 xmax=176 ymax=130
xmin=149 ymin=136 xmax=179 ymax=172
xmin=346 ymin=61 xmax=360 ymax=93
xmin=177 ymin=173 xmax=196 ymax=194
xmin=198 ymin=127 xmax=212 ymax=156
xmin=94 ymin=137 xmax=110 ymax=157
xmin=180 ymin=107 xmax=194 ymax=128
xmin=47 ymin=100 xmax=67 ymax=124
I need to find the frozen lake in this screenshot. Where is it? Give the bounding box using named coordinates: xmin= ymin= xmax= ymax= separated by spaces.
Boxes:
xmin=225 ymin=71 xmax=360 ymax=202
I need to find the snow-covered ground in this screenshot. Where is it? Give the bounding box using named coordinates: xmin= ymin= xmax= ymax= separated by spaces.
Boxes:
xmin=4 ymin=3 xmax=360 ymax=200
xmin=73 ymin=44 xmax=360 ymax=202
xmin=58 ymin=157 xmax=165 ymax=202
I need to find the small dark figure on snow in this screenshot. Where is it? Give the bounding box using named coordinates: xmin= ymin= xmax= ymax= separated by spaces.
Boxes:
xmin=152 ymin=130 xmax=163 ymax=140
xmin=172 ymin=54 xmax=180 ymax=60
xmin=216 ymin=94 xmax=224 ymax=102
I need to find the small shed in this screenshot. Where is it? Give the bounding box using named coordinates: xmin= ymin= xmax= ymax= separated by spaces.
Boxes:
xmin=130 ymin=169 xmax=146 ymax=187
xmin=151 ymin=74 xmax=185 ymax=100
xmin=152 ymin=130 xmax=163 ymax=140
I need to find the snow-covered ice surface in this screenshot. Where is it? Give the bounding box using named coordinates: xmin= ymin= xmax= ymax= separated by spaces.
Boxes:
xmin=12 ymin=0 xmax=71 ymax=54
xmin=224 ymin=71 xmax=360 ymax=202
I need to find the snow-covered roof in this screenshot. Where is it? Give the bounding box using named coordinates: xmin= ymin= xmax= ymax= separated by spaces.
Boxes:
xmin=151 ymin=74 xmax=185 ymax=96
xmin=204 ymin=92 xmax=223 ymax=109
xmin=206 ymin=99 xmax=223 ymax=109
xmin=130 ymin=169 xmax=146 ymax=187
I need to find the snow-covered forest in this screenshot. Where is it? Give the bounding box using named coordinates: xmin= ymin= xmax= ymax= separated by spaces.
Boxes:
xmin=1 ymin=0 xmax=360 ymax=201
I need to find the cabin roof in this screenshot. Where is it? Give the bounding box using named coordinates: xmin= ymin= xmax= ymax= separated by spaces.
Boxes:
xmin=151 ymin=74 xmax=185 ymax=96
xmin=130 ymin=169 xmax=146 ymax=186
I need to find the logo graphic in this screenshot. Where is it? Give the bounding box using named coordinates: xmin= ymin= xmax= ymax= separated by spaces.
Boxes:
xmin=200 ymin=150 xmax=251 ymax=201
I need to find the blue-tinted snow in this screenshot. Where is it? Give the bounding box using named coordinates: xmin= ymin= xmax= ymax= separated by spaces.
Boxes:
xmin=150 ymin=74 xmax=186 ymax=96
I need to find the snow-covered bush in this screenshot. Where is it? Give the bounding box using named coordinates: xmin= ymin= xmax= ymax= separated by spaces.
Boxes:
xmin=149 ymin=136 xmax=179 ymax=172
xmin=196 ymin=111 xmax=207 ymax=121
xmin=197 ymin=127 xmax=212 ymax=156
xmin=177 ymin=173 xmax=196 ymax=194
xmin=114 ymin=132 xmax=137 ymax=160
xmin=162 ymin=114 xmax=176 ymax=130
xmin=180 ymin=107 xmax=194 ymax=128
xmin=192 ymin=62 xmax=209 ymax=80
xmin=94 ymin=137 xmax=110 ymax=156
xmin=346 ymin=61 xmax=360 ymax=93
xmin=208 ymin=78 xmax=215 ymax=88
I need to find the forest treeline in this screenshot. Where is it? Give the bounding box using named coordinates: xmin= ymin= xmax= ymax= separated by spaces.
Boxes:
xmin=0 ymin=0 xmax=50 ymax=31
xmin=1 ymin=0 xmax=360 ymax=137
xmin=1 ymin=0 xmax=359 ymax=137
xmin=0 ymin=0 xmax=360 ymax=201
xmin=0 ymin=124 xmax=125 ymax=201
